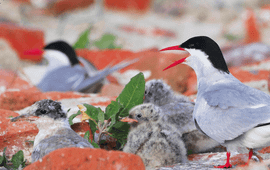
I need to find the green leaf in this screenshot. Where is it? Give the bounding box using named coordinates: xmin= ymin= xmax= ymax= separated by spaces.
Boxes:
xmin=84 ymin=131 xmax=90 ymax=140
xmin=85 ymin=131 xmax=100 ymax=148
xmin=68 ymin=110 xmax=81 ymax=126
xmin=88 ymin=119 xmax=97 ymax=141
xmin=94 ymin=33 xmax=121 ymax=50
xmin=116 ymin=138 xmax=127 ymax=150
xmin=1 ymin=147 xmax=7 ymax=166
xmin=108 ymin=121 xmax=130 ymax=139
xmin=116 ymin=72 xmax=145 ymax=117
xmin=67 ymin=108 xmax=71 ymax=113
xmin=104 ymin=101 xmax=121 ymax=120
xmin=11 ymin=150 xmax=25 ymax=169
xmin=73 ymin=28 xmax=91 ymax=49
xmin=90 ymin=141 xmax=100 ymax=148
xmin=0 ymin=156 xmax=4 ymax=165
xmin=108 ymin=110 xmax=121 ymax=131
xmin=83 ymin=104 xmax=102 ymax=121
xmin=98 ymin=110 xmax=105 ymax=125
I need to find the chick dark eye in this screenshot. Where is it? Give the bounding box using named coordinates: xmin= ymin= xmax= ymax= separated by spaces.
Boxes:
xmin=137 ymin=114 xmax=142 ymax=119
xmin=40 ymin=110 xmax=47 ymax=114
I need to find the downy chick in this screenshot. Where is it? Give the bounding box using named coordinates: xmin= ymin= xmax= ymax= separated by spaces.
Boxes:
xmin=122 ymin=103 xmax=187 ymax=169
xmin=11 ymin=99 xmax=94 ymax=162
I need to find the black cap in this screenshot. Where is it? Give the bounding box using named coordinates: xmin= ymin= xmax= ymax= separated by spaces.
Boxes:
xmin=35 ymin=99 xmax=67 ymax=119
xmin=44 ymin=41 xmax=79 ymax=66
xmin=180 ymin=36 xmax=229 ymax=74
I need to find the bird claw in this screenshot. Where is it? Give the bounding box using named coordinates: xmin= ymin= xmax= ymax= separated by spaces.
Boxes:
xmin=214 ymin=163 xmax=232 ymax=168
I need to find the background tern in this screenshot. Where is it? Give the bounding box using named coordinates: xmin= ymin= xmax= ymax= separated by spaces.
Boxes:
xmin=24 ymin=41 xmax=138 ymax=93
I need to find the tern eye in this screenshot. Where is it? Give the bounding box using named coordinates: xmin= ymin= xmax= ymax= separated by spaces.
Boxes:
xmin=136 ymin=114 xmax=142 ymax=119
xmin=40 ymin=110 xmax=47 ymax=114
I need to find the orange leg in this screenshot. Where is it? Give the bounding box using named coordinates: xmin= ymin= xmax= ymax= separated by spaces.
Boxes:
xmin=236 ymin=149 xmax=255 ymax=167
xmin=246 ymin=149 xmax=253 ymax=165
xmin=214 ymin=152 xmax=232 ymax=168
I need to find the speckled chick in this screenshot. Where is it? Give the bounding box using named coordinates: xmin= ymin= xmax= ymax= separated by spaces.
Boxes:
xmin=144 ymin=79 xmax=191 ymax=106
xmin=123 ymin=103 xmax=187 ymax=169
xmin=144 ymin=79 xmax=220 ymax=153
xmin=11 ymin=99 xmax=94 ymax=162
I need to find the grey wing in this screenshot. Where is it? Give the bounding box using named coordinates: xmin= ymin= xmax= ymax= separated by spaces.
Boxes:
xmin=76 ymin=58 xmax=139 ymax=92
xmin=78 ymin=57 xmax=98 ymax=77
xmin=37 ymin=66 xmax=87 ymax=92
xmin=197 ymin=82 xmax=270 ymax=143
xmin=32 ymin=129 xmax=93 ymax=162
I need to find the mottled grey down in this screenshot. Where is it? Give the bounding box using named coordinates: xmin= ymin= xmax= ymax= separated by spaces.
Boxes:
xmin=144 ymin=79 xmax=220 ymax=153
xmin=32 ymin=127 xmax=94 ymax=162
xmin=123 ymin=103 xmax=187 ymax=169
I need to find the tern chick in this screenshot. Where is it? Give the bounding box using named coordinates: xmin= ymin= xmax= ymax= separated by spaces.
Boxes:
xmin=144 ymin=79 xmax=220 ymax=153
xmin=122 ymin=103 xmax=187 ymax=169
xmin=144 ymin=79 xmax=191 ymax=106
xmin=11 ymin=99 xmax=93 ymax=162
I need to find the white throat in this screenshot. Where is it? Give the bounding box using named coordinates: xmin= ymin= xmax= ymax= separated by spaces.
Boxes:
xmin=33 ymin=117 xmax=70 ymax=148
xmin=44 ymin=50 xmax=71 ymax=72
xmin=184 ymin=49 xmax=229 ymax=82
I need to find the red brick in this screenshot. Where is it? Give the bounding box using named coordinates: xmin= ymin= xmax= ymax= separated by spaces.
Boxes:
xmin=48 ymin=0 xmax=94 ymax=16
xmin=0 ymin=109 xmax=38 ymax=159
xmin=0 ymin=91 xmax=42 ymax=111
xmin=40 ymin=91 xmax=90 ymax=101
xmin=24 ymin=148 xmax=145 ymax=170
xmin=258 ymin=146 xmax=270 ymax=154
xmin=184 ymin=66 xmax=270 ymax=96
xmin=71 ymin=122 xmax=94 ymax=141
xmin=104 ymin=0 xmax=150 ymax=12
xmin=244 ymin=8 xmax=261 ymax=44
xmin=76 ymin=49 xmax=192 ymax=93
xmin=100 ymin=83 xmax=125 ymax=97
xmin=0 ymin=90 xmax=94 ymax=111
xmin=0 ymin=24 xmax=44 ymax=62
xmin=0 ymin=69 xmax=40 ymax=92
xmin=230 ymin=67 xmax=269 ymax=83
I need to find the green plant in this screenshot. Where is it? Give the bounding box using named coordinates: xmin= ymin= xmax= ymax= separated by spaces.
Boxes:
xmin=223 ymin=33 xmax=240 ymax=41
xmin=69 ymin=73 xmax=145 ymax=149
xmin=0 ymin=147 xmax=27 ymax=170
xmin=94 ymin=33 xmax=122 ymax=50
xmin=73 ymin=27 xmax=91 ymax=49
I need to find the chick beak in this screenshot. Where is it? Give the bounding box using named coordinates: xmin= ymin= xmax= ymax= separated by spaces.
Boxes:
xmin=120 ymin=117 xmax=138 ymax=123
xmin=11 ymin=113 xmax=39 ymax=122
xmin=160 ymin=45 xmax=188 ymax=71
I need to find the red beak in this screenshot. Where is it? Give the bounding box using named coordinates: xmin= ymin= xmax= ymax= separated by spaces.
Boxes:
xmin=24 ymin=48 xmax=44 ymax=55
xmin=160 ymin=45 xmax=187 ymax=71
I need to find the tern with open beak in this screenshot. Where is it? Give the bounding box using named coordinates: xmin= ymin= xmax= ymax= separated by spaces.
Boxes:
xmin=160 ymin=36 xmax=270 ymax=168
xmin=11 ymin=99 xmax=94 ymax=162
